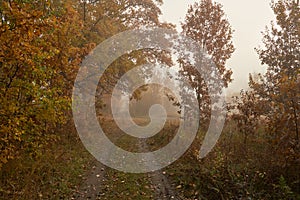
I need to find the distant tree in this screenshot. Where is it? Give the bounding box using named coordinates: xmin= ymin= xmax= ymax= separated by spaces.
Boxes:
xmin=231 ymin=90 xmax=260 ymax=148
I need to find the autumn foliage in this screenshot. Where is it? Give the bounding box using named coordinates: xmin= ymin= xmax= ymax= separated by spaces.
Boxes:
xmin=250 ymin=0 xmax=299 ymax=166
xmin=180 ymin=0 xmax=234 ymax=126
xmin=0 ymin=1 xmax=83 ymax=166
xmin=0 ymin=0 xmax=299 ymax=199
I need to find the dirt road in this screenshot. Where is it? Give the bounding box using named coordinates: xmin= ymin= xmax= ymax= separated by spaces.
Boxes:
xmin=71 ymin=119 xmax=184 ymax=200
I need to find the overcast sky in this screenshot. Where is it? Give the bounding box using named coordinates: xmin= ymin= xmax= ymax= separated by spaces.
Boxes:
xmin=159 ymin=0 xmax=275 ymax=94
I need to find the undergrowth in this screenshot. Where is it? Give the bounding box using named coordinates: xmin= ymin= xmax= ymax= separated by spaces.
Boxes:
xmin=0 ymin=128 xmax=94 ymax=199
xmin=163 ymin=123 xmax=300 ymax=200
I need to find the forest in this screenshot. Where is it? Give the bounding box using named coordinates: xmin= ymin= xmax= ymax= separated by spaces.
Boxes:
xmin=0 ymin=0 xmax=299 ymax=199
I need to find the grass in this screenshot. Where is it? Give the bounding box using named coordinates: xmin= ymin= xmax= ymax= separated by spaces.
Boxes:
xmin=98 ymin=168 xmax=154 ymax=200
xmin=96 ymin=118 xmax=156 ymax=200
xmin=0 ymin=128 xmax=94 ymax=199
xmin=1 ymin=118 xmax=299 ymax=199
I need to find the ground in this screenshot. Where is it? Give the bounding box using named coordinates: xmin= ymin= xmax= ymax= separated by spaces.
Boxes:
xmin=71 ymin=118 xmax=185 ymax=200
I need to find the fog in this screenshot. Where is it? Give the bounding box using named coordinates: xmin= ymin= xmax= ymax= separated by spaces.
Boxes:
xmin=159 ymin=0 xmax=275 ymax=95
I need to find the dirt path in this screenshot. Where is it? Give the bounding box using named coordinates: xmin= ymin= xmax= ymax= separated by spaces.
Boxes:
xmin=72 ymin=156 xmax=183 ymax=200
xmin=71 ymin=152 xmax=183 ymax=199
xmin=138 ymin=140 xmax=182 ymax=200
xmin=72 ymin=161 xmax=107 ymax=199
xmin=71 ymin=120 xmax=184 ymax=200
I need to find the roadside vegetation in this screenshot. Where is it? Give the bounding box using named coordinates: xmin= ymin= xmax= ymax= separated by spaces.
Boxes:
xmin=0 ymin=122 xmax=95 ymax=199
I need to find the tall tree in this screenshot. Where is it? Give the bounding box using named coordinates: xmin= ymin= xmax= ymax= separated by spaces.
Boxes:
xmin=251 ymin=0 xmax=299 ymax=164
xmin=180 ymin=0 xmax=235 ymax=126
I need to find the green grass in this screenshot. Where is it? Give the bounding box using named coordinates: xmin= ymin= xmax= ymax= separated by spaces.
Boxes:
xmin=98 ymin=168 xmax=153 ymax=200
xmin=0 ymin=130 xmax=94 ymax=199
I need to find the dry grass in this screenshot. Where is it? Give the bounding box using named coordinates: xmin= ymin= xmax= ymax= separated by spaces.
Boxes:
xmin=0 ymin=127 xmax=94 ymax=199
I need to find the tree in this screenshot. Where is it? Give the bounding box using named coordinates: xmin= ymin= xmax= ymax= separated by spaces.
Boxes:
xmin=230 ymin=90 xmax=260 ymax=149
xmin=0 ymin=0 xmax=86 ymax=167
xmin=180 ymin=0 xmax=235 ymax=127
xmin=251 ymin=0 xmax=299 ymax=165
xmin=75 ymin=0 xmax=174 ymax=107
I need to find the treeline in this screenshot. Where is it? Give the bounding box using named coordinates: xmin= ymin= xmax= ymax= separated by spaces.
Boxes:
xmin=0 ymin=0 xmax=169 ymax=167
